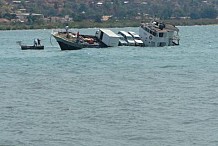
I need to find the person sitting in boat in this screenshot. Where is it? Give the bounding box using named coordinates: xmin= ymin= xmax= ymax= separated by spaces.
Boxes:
xmin=37 ymin=39 xmax=41 ymax=46
xmin=34 ymin=38 xmax=38 ymax=46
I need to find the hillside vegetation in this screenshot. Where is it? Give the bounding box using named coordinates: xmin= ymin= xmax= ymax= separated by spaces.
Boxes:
xmin=1 ymin=0 xmax=217 ymax=19
xmin=0 ymin=0 xmax=218 ymax=29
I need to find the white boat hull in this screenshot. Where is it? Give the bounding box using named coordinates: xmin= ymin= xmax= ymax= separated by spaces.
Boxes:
xmin=139 ymin=22 xmax=179 ymax=47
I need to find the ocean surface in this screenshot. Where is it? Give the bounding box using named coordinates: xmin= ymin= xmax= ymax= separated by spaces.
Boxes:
xmin=0 ymin=25 xmax=218 ymax=146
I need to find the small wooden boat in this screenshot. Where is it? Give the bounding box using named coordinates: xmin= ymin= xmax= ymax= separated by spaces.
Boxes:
xmin=20 ymin=45 xmax=44 ymax=50
xmin=17 ymin=40 xmax=44 ymax=50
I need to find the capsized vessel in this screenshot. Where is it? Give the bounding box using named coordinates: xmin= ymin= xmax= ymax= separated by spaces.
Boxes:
xmin=139 ymin=20 xmax=179 ymax=47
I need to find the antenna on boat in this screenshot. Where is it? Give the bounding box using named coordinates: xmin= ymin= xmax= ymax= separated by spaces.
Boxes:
xmin=50 ymin=29 xmax=54 ymax=46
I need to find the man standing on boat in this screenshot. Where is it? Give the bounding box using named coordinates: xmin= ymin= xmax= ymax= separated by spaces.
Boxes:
xmin=34 ymin=38 xmax=38 ymax=46
xmin=37 ymin=39 xmax=41 ymax=46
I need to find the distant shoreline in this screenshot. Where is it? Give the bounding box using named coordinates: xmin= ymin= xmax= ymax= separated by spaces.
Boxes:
xmin=0 ymin=18 xmax=218 ymax=30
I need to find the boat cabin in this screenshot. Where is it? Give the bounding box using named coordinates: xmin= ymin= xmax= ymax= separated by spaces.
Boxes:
xmin=139 ymin=21 xmax=179 ymax=47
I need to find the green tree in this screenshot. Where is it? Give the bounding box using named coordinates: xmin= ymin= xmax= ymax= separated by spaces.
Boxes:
xmin=161 ymin=6 xmax=173 ymax=19
xmin=201 ymin=7 xmax=217 ymax=18
xmin=27 ymin=13 xmax=34 ymax=25
xmin=190 ymin=9 xmax=201 ymax=19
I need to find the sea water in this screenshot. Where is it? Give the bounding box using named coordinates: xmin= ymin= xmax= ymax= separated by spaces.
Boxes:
xmin=0 ymin=25 xmax=218 ymax=146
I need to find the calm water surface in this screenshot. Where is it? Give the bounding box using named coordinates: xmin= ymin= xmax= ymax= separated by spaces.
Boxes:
xmin=0 ymin=26 xmax=218 ymax=146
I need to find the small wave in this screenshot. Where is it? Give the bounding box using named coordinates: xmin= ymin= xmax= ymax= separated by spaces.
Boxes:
xmin=159 ymin=65 xmax=178 ymax=68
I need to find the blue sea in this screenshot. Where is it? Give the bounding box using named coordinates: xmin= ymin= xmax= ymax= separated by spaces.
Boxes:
xmin=0 ymin=25 xmax=218 ymax=146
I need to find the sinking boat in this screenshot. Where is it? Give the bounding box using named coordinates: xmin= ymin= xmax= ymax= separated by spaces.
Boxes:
xmin=52 ymin=31 xmax=105 ymax=50
xmin=139 ymin=20 xmax=180 ymax=47
xmin=52 ymin=27 xmax=120 ymax=50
